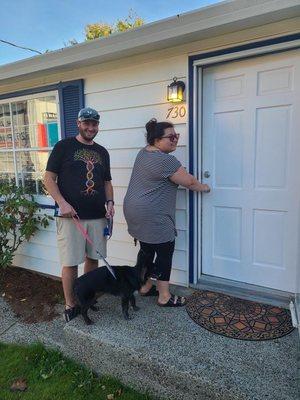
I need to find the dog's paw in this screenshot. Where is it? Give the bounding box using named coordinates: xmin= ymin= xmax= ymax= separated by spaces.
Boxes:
xmin=84 ymin=318 xmax=94 ymax=325
xmin=90 ymin=304 xmax=100 ymax=312
xmin=132 ymin=305 xmax=140 ymax=311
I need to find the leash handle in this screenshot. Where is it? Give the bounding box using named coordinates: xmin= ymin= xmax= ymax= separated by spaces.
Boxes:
xmin=103 ymin=216 xmax=113 ymax=239
xmin=72 ymin=215 xmax=93 ymax=245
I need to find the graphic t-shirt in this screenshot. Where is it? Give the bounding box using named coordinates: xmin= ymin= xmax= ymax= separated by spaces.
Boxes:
xmin=46 ymin=137 xmax=112 ymax=219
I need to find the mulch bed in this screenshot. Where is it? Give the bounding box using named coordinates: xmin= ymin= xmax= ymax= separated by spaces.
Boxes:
xmin=0 ymin=266 xmax=64 ymax=324
xmin=186 ymin=290 xmax=294 ymax=341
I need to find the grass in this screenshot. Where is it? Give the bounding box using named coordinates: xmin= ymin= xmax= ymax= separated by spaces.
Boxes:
xmin=0 ymin=342 xmax=155 ymax=400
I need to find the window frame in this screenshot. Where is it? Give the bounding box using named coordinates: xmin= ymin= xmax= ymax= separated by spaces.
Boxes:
xmin=0 ymin=90 xmax=61 ymax=201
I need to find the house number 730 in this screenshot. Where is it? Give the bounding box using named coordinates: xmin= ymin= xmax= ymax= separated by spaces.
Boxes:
xmin=166 ymin=105 xmax=186 ymax=119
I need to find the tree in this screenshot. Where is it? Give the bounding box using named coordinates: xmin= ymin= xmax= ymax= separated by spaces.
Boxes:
xmin=85 ymin=10 xmax=144 ymax=41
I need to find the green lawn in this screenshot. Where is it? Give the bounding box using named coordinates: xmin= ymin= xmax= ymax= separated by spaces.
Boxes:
xmin=0 ymin=342 xmax=155 ymax=400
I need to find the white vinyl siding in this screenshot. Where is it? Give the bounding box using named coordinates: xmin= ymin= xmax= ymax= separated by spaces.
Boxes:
xmin=13 ymin=208 xmax=59 ymax=275
xmin=85 ymin=54 xmax=189 ymax=286
xmin=12 ymin=55 xmax=189 ymax=286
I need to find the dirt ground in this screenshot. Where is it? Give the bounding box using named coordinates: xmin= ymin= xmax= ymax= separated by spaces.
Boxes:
xmin=0 ymin=266 xmax=64 ymax=323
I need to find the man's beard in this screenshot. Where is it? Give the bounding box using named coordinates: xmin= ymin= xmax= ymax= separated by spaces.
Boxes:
xmin=79 ymin=130 xmax=97 ymax=142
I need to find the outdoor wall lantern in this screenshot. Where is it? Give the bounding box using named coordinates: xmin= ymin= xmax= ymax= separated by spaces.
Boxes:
xmin=167 ymin=77 xmax=185 ymax=102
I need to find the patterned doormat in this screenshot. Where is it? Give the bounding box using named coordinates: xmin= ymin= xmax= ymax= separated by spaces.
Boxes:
xmin=186 ymin=290 xmax=294 ymax=341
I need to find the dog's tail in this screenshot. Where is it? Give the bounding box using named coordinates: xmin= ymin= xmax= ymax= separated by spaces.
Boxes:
xmin=136 ymin=249 xmax=156 ymax=283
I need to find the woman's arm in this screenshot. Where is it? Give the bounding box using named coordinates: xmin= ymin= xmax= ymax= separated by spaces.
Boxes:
xmin=169 ymin=166 xmax=210 ymax=192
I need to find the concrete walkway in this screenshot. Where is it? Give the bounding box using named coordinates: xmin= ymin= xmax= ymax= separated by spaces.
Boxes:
xmin=0 ymin=290 xmax=299 ymax=400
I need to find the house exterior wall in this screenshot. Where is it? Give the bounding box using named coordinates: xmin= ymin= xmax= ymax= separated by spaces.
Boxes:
xmin=6 ymin=16 xmax=299 ymax=287
xmin=84 ymin=56 xmax=189 ymax=285
xmin=13 ymin=54 xmax=190 ymax=286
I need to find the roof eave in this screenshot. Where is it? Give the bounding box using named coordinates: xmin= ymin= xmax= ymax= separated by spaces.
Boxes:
xmin=0 ymin=0 xmax=299 ymax=84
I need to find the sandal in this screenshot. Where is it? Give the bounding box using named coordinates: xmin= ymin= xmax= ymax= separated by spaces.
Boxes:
xmin=158 ymin=294 xmax=186 ymax=307
xmin=140 ymin=286 xmax=159 ymax=297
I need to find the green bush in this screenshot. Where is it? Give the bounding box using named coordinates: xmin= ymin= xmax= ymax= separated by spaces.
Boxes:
xmin=0 ymin=183 xmax=52 ymax=269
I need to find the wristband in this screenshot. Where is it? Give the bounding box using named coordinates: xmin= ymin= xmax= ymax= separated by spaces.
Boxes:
xmin=106 ymin=200 xmax=114 ymax=206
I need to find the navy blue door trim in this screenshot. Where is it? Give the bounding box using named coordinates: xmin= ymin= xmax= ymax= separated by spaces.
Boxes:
xmin=188 ymin=33 xmax=300 ymax=284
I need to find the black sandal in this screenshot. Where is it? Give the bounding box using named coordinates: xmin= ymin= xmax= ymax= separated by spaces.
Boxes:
xmin=140 ymin=286 xmax=159 ymax=297
xmin=158 ymin=294 xmax=186 ymax=307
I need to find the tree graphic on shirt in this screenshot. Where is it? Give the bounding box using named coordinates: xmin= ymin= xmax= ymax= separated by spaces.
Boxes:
xmin=74 ymin=149 xmax=102 ymax=195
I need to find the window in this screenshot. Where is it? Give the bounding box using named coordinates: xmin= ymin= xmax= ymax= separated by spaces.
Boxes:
xmin=0 ymin=92 xmax=60 ymax=195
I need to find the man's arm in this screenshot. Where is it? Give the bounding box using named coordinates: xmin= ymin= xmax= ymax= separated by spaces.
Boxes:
xmin=44 ymin=171 xmax=77 ymax=217
xmin=104 ymin=180 xmax=115 ymax=217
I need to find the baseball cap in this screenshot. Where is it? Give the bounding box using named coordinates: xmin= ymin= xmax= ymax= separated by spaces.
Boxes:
xmin=78 ymin=107 xmax=100 ymax=122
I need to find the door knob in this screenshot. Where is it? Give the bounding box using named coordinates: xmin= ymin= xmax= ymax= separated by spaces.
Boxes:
xmin=203 ymin=170 xmax=210 ymax=178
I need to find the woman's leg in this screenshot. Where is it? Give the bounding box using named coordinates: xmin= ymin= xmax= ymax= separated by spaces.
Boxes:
xmin=154 ymin=241 xmax=175 ymax=304
xmin=139 ymin=242 xmax=156 ymax=294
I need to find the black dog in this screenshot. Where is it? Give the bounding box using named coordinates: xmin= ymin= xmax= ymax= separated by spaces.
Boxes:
xmin=73 ymin=250 xmax=148 ymax=325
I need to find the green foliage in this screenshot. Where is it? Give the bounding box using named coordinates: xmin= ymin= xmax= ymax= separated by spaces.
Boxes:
xmin=85 ymin=23 xmax=112 ymax=40
xmin=0 ymin=184 xmax=52 ymax=269
xmin=115 ymin=10 xmax=144 ymax=32
xmin=85 ymin=10 xmax=144 ymax=41
xmin=0 ymin=342 xmax=155 ymax=399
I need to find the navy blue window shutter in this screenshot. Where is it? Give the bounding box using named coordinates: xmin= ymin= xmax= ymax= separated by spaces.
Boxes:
xmin=58 ymin=80 xmax=84 ymax=138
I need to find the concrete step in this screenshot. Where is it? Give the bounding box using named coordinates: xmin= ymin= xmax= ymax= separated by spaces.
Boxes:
xmin=64 ymin=293 xmax=299 ymax=400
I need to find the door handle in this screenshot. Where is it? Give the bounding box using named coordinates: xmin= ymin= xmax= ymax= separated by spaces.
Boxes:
xmin=203 ymin=170 xmax=210 ymax=178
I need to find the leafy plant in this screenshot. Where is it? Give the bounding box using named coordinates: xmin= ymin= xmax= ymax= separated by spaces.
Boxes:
xmin=85 ymin=22 xmax=113 ymax=40
xmin=0 ymin=183 xmax=52 ymax=270
xmin=85 ymin=10 xmax=144 ymax=40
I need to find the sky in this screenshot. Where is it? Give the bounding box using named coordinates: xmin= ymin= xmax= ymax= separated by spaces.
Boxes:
xmin=0 ymin=0 xmax=224 ymax=66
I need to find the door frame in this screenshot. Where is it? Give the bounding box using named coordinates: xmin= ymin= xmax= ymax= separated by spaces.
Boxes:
xmin=187 ymin=34 xmax=300 ymax=289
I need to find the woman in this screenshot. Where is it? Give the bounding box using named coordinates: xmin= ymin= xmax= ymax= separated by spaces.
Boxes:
xmin=123 ymin=119 xmax=210 ymax=307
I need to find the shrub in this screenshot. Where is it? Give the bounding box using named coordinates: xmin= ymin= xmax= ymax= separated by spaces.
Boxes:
xmin=0 ymin=183 xmax=52 ymax=269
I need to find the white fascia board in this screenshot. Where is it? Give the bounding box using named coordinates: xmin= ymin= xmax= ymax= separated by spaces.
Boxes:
xmin=0 ymin=0 xmax=299 ymax=83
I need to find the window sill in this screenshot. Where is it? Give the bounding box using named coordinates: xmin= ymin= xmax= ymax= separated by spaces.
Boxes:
xmin=33 ymin=195 xmax=55 ymax=209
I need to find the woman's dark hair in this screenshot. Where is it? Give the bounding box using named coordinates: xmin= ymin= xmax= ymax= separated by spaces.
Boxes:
xmin=145 ymin=118 xmax=174 ymax=145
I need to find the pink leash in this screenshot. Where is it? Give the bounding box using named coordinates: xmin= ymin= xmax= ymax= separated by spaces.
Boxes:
xmin=72 ymin=215 xmax=116 ymax=279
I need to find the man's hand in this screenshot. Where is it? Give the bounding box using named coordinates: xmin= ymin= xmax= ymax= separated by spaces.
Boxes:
xmin=105 ymin=202 xmax=115 ymax=218
xmin=58 ymin=200 xmax=77 ymax=218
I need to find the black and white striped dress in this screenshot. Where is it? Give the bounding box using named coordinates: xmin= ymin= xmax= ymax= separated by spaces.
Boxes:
xmin=123 ymin=147 xmax=181 ymax=244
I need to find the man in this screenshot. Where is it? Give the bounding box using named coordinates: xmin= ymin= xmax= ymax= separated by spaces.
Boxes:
xmin=44 ymin=107 xmax=114 ymax=322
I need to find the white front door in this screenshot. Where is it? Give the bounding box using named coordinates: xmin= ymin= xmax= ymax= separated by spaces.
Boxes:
xmin=201 ymin=49 xmax=300 ymax=292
